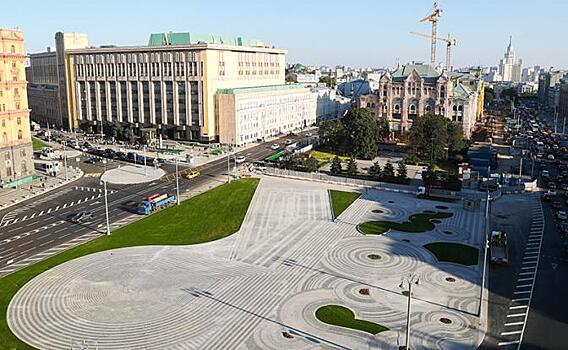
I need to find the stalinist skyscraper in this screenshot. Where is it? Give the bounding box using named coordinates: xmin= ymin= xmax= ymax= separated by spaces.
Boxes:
xmin=498 ymin=36 xmax=523 ymax=82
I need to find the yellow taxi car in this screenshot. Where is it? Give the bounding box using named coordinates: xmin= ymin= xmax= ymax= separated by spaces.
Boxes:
xmin=185 ymin=169 xmax=200 ymax=179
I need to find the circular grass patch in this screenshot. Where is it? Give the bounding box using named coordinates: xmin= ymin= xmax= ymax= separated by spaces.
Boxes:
xmin=315 ymin=305 xmax=389 ymax=335
xmin=359 ymin=211 xmax=454 ymax=235
xmin=423 ymin=242 xmax=479 ymax=266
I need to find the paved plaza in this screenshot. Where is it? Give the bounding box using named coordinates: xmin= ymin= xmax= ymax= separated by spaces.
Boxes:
xmin=8 ymin=177 xmax=486 ymax=349
xmin=100 ymin=165 xmax=165 ymax=184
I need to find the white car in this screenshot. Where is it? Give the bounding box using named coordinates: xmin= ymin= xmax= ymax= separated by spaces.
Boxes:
xmin=548 ymin=154 xmax=555 ymax=160
xmin=557 ymin=210 xmax=567 ymax=221
xmin=271 ymin=144 xmax=280 ymax=150
xmin=305 ymin=132 xmax=313 ymax=137
xmin=235 ymin=155 xmax=246 ymax=164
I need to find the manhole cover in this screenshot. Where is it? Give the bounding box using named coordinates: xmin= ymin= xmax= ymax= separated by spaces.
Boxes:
xmin=436 ymin=205 xmax=449 ymax=210
xmin=372 ymin=209 xmax=384 ymax=213
xmin=359 ymin=288 xmax=370 ymax=295
xmin=445 ymin=277 xmax=456 ymax=283
xmin=367 ymin=254 xmax=382 ymax=260
xmin=440 ymin=317 xmax=452 ymax=324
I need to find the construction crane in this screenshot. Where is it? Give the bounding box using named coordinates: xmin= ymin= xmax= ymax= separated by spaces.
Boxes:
xmin=411 ymin=31 xmax=456 ymax=72
xmin=418 ymin=1 xmax=443 ymax=67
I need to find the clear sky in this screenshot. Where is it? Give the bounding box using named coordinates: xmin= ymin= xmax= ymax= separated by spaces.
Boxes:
xmin=4 ymin=0 xmax=567 ymax=69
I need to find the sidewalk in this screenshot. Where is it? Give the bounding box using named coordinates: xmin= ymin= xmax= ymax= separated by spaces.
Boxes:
xmin=0 ymin=166 xmax=83 ymax=211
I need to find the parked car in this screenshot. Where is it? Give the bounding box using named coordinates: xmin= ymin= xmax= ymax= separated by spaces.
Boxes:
xmin=553 ymin=201 xmax=563 ymax=209
xmin=235 ymin=155 xmax=246 ymax=164
xmin=557 ymin=210 xmax=568 ymax=221
xmin=271 ymin=144 xmax=280 ymax=150
xmin=71 ymin=211 xmax=93 ymax=224
xmin=548 ymin=154 xmax=555 ymax=160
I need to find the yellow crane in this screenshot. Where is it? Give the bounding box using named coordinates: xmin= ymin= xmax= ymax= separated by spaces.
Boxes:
xmin=411 ymin=31 xmax=456 ymax=72
xmin=418 ymin=1 xmax=443 ymax=67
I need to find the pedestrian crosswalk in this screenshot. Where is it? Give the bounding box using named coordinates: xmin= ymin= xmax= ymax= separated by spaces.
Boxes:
xmin=0 ymin=190 xmax=117 ymax=228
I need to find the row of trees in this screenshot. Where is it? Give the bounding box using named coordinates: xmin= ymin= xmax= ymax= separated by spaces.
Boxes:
xmin=319 ymin=108 xmax=390 ymax=160
xmin=281 ymin=154 xmax=320 ymax=173
xmin=329 ymin=156 xmax=408 ymax=183
xmin=407 ymin=114 xmax=465 ymax=163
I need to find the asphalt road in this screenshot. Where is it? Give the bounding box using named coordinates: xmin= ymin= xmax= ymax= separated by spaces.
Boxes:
xmin=0 ymin=134 xmax=309 ymax=276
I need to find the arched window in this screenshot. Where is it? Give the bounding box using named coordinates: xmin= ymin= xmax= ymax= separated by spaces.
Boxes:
xmin=17 ymin=129 xmax=23 ymax=140
xmin=453 ymin=105 xmax=457 ymax=111
xmin=2 ymin=132 xmax=7 ymax=143
xmin=409 ymin=104 xmax=417 ymax=114
xmin=20 ymin=159 xmax=27 ymax=174
xmin=394 ymin=104 xmax=400 ymax=112
xmin=425 ymin=105 xmax=432 ymax=113
xmin=458 ymin=105 xmax=464 ymax=112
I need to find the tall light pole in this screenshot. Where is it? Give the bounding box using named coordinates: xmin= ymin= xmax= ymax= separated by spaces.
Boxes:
xmin=102 ymin=180 xmax=110 ymax=235
xmin=227 ymin=144 xmax=233 ymax=184
xmin=519 ymin=156 xmax=523 ymax=178
xmin=175 ymin=156 xmax=180 ymax=205
xmin=143 ymin=145 xmax=147 ymax=177
xmin=399 ymin=274 xmax=420 ymax=350
xmin=479 ymin=189 xmax=490 ymax=317
xmin=62 ymin=140 xmax=68 ymax=181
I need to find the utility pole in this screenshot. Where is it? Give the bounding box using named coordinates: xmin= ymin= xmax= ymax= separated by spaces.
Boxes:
xmin=399 ymin=274 xmax=420 ymax=350
xmin=519 ymin=156 xmax=523 ymax=178
xmin=47 ymin=122 xmax=51 ymax=145
xmin=479 ymin=189 xmax=490 ymax=317
xmin=554 ymin=110 xmax=558 ymax=133
xmin=227 ymin=144 xmax=232 ymax=183
xmin=102 ymin=180 xmax=110 ymax=235
xmin=175 ymin=156 xmax=180 ymax=205
xmin=62 ymin=140 xmax=68 ymax=181
xmin=143 ymin=145 xmax=147 ymax=177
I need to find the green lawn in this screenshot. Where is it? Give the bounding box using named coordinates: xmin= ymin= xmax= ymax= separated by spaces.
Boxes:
xmin=424 ymin=242 xmax=479 ymax=266
xmin=358 ymin=211 xmax=453 ymax=235
xmin=315 ymin=305 xmax=389 ymax=335
xmin=31 ymin=137 xmax=48 ymax=151
xmin=0 ymin=178 xmax=259 ymax=349
xmin=310 ymin=150 xmax=349 ymax=163
xmin=330 ymin=190 xmax=361 ymax=218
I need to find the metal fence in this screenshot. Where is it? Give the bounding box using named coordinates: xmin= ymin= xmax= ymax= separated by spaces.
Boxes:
xmin=263 ymin=168 xmax=419 ymax=194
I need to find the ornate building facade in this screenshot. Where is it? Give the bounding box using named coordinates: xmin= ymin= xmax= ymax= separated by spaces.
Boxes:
xmin=359 ymin=63 xmax=484 ymax=139
xmin=0 ymin=28 xmax=34 ymax=187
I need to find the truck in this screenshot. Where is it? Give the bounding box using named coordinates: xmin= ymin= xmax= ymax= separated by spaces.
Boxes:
xmin=490 ymin=231 xmax=508 ymax=264
xmin=416 ymin=186 xmax=459 ymax=201
xmin=137 ymin=193 xmax=177 ymax=215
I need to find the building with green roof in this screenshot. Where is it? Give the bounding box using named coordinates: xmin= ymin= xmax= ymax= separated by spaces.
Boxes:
xmin=148 ymin=32 xmax=266 ymax=48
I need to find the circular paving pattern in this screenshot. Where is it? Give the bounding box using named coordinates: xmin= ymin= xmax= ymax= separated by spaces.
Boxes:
xmin=321 ymin=237 xmax=432 ymax=280
xmin=8 ymin=249 xmax=218 ymax=350
xmin=414 ymin=265 xmax=479 ymax=295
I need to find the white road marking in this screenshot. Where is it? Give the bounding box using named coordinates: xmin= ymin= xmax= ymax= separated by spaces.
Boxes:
xmin=507 ymin=313 xmax=526 ymax=318
xmin=501 ymin=330 xmax=522 ymax=336
xmin=504 ymin=322 xmax=524 ymax=327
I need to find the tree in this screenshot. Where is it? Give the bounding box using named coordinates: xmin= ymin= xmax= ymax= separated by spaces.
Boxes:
xmin=368 ymin=161 xmax=382 ymax=180
xmin=408 ymin=114 xmax=464 ymax=163
xmin=282 ymin=154 xmax=304 ymax=171
xmin=376 ymin=117 xmax=390 ymax=143
xmin=396 ymin=161 xmax=408 ymax=179
xmin=330 ymin=155 xmax=342 ymax=175
xmin=484 ymin=87 xmax=495 ymax=106
xmin=319 ymin=76 xmax=336 ymax=88
xmin=446 ymin=122 xmax=465 ymax=156
xmin=501 ymin=88 xmax=518 ymax=101
xmin=305 ymin=157 xmax=319 ymax=173
xmin=341 ymin=108 xmax=379 ymax=159
xmin=347 ymin=157 xmax=358 ymax=176
xmin=421 ymin=166 xmax=439 ymax=187
xmin=318 ymin=119 xmax=345 ymax=150
xmin=382 ymin=161 xmax=395 ymax=179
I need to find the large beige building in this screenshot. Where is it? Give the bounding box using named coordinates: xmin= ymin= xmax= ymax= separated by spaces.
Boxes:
xmin=359 ymin=63 xmax=484 ymax=139
xmin=62 ymin=32 xmax=286 ymax=142
xmin=27 ymin=32 xmax=89 ymax=129
xmin=216 ymin=84 xmax=316 ymax=146
xmin=0 ymin=28 xmax=34 ymax=187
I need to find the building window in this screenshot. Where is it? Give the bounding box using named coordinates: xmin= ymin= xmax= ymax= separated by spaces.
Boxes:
xmin=17 ymin=117 xmax=21 ymax=125
xmin=17 ymin=129 xmax=23 ymax=140
xmin=2 ymin=132 xmax=7 ymax=143
xmin=10 ymin=45 xmax=15 ymax=54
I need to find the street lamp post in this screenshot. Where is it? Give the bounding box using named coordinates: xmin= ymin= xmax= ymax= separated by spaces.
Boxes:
xmin=227 ymin=144 xmax=233 ymax=184
xmin=399 ymin=274 xmax=420 ymax=350
xmin=143 ymin=145 xmax=147 ymax=177
xmin=62 ymin=140 xmax=68 ymax=181
xmin=102 ymin=180 xmax=110 ymax=235
xmin=175 ymin=156 xmax=180 ymax=205
xmin=479 ymin=189 xmax=490 ymax=317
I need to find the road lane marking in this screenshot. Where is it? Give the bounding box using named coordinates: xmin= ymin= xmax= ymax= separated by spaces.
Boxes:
xmin=507 ymin=313 xmax=526 ymax=318
xmin=501 ymin=330 xmax=522 ymax=336
xmin=504 ymin=322 xmax=524 ymax=327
